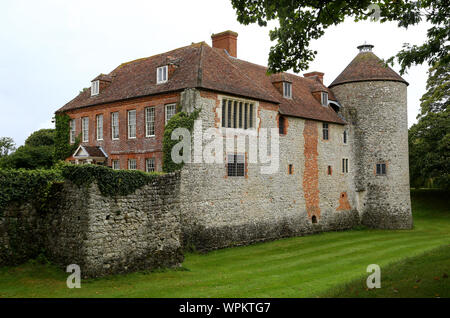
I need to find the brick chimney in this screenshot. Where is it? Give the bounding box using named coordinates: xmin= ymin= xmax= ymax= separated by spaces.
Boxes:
xmin=211 ymin=30 xmax=238 ymax=58
xmin=304 ymin=71 xmax=324 ymax=84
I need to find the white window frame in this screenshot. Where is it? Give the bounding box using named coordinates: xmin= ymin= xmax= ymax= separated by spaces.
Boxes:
xmin=165 ymin=104 xmax=176 ymax=125
xmin=145 ymin=158 xmax=155 ymax=172
xmin=283 ymin=82 xmax=292 ymax=99
xmin=96 ymin=114 xmax=103 ymax=141
xmin=128 ymin=159 xmax=137 ymax=170
xmin=81 ymin=117 xmax=89 ymax=142
xmin=69 ymin=119 xmax=76 ymax=144
xmin=157 ymin=65 xmax=168 ymax=84
xmin=111 ymin=112 xmax=119 ymax=140
xmin=145 ymin=107 xmax=155 ymax=137
xmin=321 ymin=92 xmax=329 ymax=106
xmin=91 ymin=80 xmax=99 ymax=96
xmin=112 ymin=160 xmax=120 ymax=170
xmin=128 ymin=110 xmax=137 ymax=139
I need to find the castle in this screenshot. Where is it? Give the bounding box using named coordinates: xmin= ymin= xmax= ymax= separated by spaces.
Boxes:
xmin=50 ymin=30 xmax=412 ymax=266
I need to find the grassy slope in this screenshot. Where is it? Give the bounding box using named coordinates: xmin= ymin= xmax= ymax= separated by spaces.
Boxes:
xmin=0 ymin=189 xmax=448 ymax=298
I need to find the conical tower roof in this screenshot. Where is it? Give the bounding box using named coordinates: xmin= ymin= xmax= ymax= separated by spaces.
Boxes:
xmin=329 ymin=44 xmax=408 ymax=88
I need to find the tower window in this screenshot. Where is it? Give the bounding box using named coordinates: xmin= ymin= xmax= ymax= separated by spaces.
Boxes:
xmin=343 ymin=129 xmax=348 ymax=144
xmin=327 ymin=165 xmax=332 ymax=175
xmin=283 ymin=82 xmax=292 ymax=99
xmin=376 ymin=163 xmax=386 ymax=175
xmin=279 ymin=116 xmax=286 ymax=135
xmin=342 ymin=158 xmax=349 ymax=173
xmin=322 ymin=123 xmax=329 ymax=140
xmin=288 ymin=164 xmax=293 ymax=175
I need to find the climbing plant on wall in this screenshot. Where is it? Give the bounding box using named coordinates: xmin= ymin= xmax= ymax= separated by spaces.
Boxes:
xmin=53 ymin=113 xmax=80 ymax=162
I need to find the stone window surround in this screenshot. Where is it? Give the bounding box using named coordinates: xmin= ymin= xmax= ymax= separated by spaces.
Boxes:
xmin=216 ymin=95 xmax=260 ymax=135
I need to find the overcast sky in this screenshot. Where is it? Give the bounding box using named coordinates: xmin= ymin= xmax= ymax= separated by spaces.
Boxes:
xmin=0 ymin=0 xmax=430 ymax=146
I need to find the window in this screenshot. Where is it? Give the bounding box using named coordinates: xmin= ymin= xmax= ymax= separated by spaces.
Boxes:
xmin=111 ymin=112 xmax=119 ymax=140
xmin=157 ymin=65 xmax=168 ymax=84
xmin=279 ymin=116 xmax=286 ymax=135
xmin=128 ymin=159 xmax=137 ymax=170
xmin=283 ymin=82 xmax=292 ymax=99
xmin=227 ymin=154 xmax=245 ymax=177
xmin=81 ymin=117 xmax=89 ymax=142
xmin=321 ymin=92 xmax=328 ymax=106
xmin=146 ymin=158 xmax=155 ymax=172
xmin=322 ymin=123 xmax=329 ymax=140
xmin=376 ymin=163 xmax=387 ymax=175
xmin=288 ymin=164 xmax=293 ymax=175
xmin=342 ymin=158 xmax=349 ymax=173
xmin=112 ymin=160 xmax=120 ymax=170
xmin=128 ymin=110 xmax=136 ymax=139
xmin=221 ymin=98 xmax=255 ymax=129
xmin=69 ymin=119 xmax=76 ymax=144
xmin=96 ymin=114 xmax=103 ymax=140
xmin=165 ymin=104 xmax=176 ymax=125
xmin=343 ymin=129 xmax=348 ymax=144
xmin=145 ymin=107 xmax=155 ymax=137
xmin=91 ymin=80 xmax=99 ymax=96
xmin=327 ymin=165 xmax=332 ymax=175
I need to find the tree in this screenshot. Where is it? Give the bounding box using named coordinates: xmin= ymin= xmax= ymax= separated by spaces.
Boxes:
xmin=0 ymin=129 xmax=55 ymax=170
xmin=0 ymin=137 xmax=15 ymax=157
xmin=231 ymin=0 xmax=449 ymax=74
xmin=408 ymin=60 xmax=449 ymax=189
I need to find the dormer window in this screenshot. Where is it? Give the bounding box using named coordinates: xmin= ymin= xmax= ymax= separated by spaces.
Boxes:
xmin=321 ymin=92 xmax=328 ymax=106
xmin=283 ymin=82 xmax=292 ymax=99
xmin=157 ymin=65 xmax=168 ymax=84
xmin=91 ymin=80 xmax=99 ymax=96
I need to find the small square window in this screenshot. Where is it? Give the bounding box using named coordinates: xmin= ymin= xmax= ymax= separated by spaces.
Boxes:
xmin=376 ymin=163 xmax=387 ymax=175
xmin=157 ymin=66 xmax=168 ymax=84
xmin=227 ymin=154 xmax=245 ymax=177
xmin=283 ymin=82 xmax=292 ymax=99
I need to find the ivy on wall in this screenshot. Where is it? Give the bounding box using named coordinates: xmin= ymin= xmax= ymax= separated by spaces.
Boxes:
xmin=53 ymin=113 xmax=80 ymax=162
xmin=162 ymin=108 xmax=200 ymax=173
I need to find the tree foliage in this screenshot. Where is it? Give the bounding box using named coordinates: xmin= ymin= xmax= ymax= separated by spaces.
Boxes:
xmin=409 ymin=60 xmax=449 ymax=189
xmin=0 ymin=137 xmax=15 ymax=157
xmin=231 ymin=0 xmax=449 ymax=74
xmin=25 ymin=129 xmax=55 ymax=147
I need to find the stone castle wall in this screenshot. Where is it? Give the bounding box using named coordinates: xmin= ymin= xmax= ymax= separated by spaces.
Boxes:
xmin=178 ymin=89 xmax=359 ymax=251
xmin=0 ymin=173 xmax=183 ymax=278
xmin=331 ymin=81 xmax=413 ymax=229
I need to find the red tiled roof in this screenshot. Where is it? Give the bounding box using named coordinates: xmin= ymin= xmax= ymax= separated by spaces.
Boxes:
xmin=329 ymin=51 xmax=408 ymax=87
xmin=57 ymin=42 xmax=345 ymax=124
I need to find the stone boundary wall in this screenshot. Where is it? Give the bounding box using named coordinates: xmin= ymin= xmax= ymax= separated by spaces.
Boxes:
xmin=0 ymin=173 xmax=183 ymax=278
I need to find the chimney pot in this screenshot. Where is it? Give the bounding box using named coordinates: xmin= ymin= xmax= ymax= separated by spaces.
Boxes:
xmin=211 ymin=30 xmax=238 ymax=58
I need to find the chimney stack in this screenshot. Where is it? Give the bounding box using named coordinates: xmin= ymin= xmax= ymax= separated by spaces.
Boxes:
xmin=304 ymin=71 xmax=324 ymax=84
xmin=211 ymin=30 xmax=238 ymax=58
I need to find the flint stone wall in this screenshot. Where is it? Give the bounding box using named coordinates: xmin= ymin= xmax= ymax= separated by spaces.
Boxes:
xmin=0 ymin=173 xmax=183 ymax=278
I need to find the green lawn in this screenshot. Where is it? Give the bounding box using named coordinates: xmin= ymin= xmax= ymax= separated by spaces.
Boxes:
xmin=0 ymin=189 xmax=448 ymax=298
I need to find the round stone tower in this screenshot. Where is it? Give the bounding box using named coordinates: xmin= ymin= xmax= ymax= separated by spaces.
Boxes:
xmin=329 ymin=44 xmax=413 ymax=229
